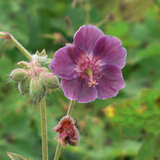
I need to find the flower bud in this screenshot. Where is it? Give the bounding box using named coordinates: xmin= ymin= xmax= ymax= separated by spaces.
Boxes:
xmin=10 ymin=68 xmax=27 ymax=82
xmin=17 ymin=61 xmax=30 ymax=69
xmin=29 ymin=77 xmax=45 ymax=104
xmin=40 ymin=72 xmax=59 ymax=90
xmin=18 ymin=78 xmax=30 ymax=95
xmin=38 ymin=57 xmax=52 ymax=66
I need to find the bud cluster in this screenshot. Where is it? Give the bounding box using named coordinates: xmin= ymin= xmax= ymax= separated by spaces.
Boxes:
xmin=10 ymin=53 xmax=59 ymax=104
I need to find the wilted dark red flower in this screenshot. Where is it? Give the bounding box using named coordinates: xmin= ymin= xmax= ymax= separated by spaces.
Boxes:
xmin=54 ymin=116 xmax=79 ymax=146
xmin=50 ymin=25 xmax=127 ymax=103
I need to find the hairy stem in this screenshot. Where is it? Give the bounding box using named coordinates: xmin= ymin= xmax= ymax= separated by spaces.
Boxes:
xmin=40 ymin=97 xmax=48 ymax=160
xmin=0 ymin=32 xmax=32 ymax=60
xmin=53 ymin=100 xmax=74 ymax=160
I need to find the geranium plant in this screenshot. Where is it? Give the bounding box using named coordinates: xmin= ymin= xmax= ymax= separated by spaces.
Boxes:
xmin=0 ymin=24 xmax=126 ymax=160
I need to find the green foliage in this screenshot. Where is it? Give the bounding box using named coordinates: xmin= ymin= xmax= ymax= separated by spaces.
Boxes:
xmin=135 ymin=135 xmax=160 ymax=160
xmin=0 ymin=0 xmax=160 ymax=160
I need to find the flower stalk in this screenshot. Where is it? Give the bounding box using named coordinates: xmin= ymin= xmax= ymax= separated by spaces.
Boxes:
xmin=53 ymin=100 xmax=74 ymax=160
xmin=1 ymin=32 xmax=49 ymax=159
xmin=40 ymin=97 xmax=48 ymax=160
xmin=0 ymin=32 xmax=32 ymax=60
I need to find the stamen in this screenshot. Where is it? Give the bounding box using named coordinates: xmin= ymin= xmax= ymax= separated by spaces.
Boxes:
xmin=86 ymin=68 xmax=98 ymax=87
xmin=88 ymin=80 xmax=98 ymax=87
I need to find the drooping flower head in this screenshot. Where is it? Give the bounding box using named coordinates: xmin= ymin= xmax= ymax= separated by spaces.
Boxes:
xmin=54 ymin=116 xmax=79 ymax=146
xmin=50 ymin=25 xmax=126 ymax=103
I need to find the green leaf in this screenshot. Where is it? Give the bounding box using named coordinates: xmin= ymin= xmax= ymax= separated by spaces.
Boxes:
xmin=129 ymin=43 xmax=160 ymax=64
xmin=154 ymin=0 xmax=160 ymax=6
xmin=135 ymin=135 xmax=160 ymax=160
xmin=106 ymin=21 xmax=129 ymax=37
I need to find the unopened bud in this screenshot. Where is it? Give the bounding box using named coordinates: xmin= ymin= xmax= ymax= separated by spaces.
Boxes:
xmin=37 ymin=56 xmax=52 ymax=66
xmin=40 ymin=72 xmax=59 ymax=90
xmin=18 ymin=78 xmax=30 ymax=95
xmin=17 ymin=61 xmax=30 ymax=69
xmin=10 ymin=68 xmax=27 ymax=82
xmin=29 ymin=77 xmax=45 ymax=104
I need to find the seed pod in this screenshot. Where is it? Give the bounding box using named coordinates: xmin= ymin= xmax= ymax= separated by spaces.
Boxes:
xmin=29 ymin=77 xmax=45 ymax=104
xmin=17 ymin=61 xmax=30 ymax=69
xmin=40 ymin=72 xmax=59 ymax=90
xmin=18 ymin=78 xmax=30 ymax=95
xmin=10 ymin=68 xmax=27 ymax=82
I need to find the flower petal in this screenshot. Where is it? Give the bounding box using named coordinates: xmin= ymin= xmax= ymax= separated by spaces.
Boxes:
xmin=96 ymin=65 xmax=125 ymax=99
xmin=74 ymin=25 xmax=104 ymax=54
xmin=94 ymin=36 xmax=127 ymax=69
xmin=62 ymin=78 xmax=97 ymax=103
xmin=50 ymin=46 xmax=78 ymax=80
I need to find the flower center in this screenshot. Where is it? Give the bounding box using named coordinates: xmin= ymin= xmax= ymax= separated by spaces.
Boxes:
xmin=75 ymin=55 xmax=103 ymax=87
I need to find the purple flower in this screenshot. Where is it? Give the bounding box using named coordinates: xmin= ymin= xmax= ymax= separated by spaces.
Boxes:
xmin=50 ymin=25 xmax=126 ymax=103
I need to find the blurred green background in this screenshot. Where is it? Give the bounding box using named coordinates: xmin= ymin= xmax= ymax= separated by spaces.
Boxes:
xmin=1 ymin=0 xmax=160 ymax=159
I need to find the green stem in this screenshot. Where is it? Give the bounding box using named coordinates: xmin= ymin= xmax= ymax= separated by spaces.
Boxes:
xmin=85 ymin=0 xmax=91 ymax=25
xmin=40 ymin=97 xmax=48 ymax=160
xmin=53 ymin=143 xmax=62 ymax=160
xmin=53 ymin=100 xmax=74 ymax=160
xmin=67 ymin=100 xmax=73 ymax=115
xmin=0 ymin=32 xmax=32 ymax=60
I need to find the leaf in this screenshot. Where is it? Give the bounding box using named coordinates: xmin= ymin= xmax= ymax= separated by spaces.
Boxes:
xmin=154 ymin=0 xmax=160 ymax=6
xmin=135 ymin=135 xmax=160 ymax=160
xmin=129 ymin=43 xmax=160 ymax=64
xmin=106 ymin=21 xmax=129 ymax=37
